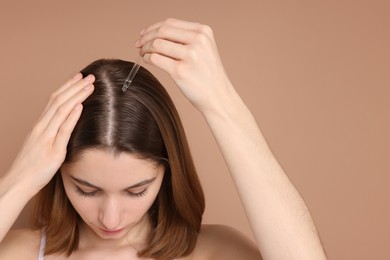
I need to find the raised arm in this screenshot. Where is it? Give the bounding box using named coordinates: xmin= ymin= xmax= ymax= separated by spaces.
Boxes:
xmin=136 ymin=18 xmax=327 ymax=259
xmin=0 ymin=73 xmax=95 ymax=243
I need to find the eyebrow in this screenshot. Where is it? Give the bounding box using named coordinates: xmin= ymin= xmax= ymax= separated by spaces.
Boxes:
xmin=70 ymin=176 xmax=157 ymax=190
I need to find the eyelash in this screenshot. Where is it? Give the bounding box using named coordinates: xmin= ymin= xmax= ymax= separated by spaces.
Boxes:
xmin=75 ymin=186 xmax=148 ymax=198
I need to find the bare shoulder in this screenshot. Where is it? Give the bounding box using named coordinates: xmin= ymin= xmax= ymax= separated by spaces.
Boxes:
xmin=0 ymin=228 xmax=41 ymax=259
xmin=192 ymin=224 xmax=263 ymax=260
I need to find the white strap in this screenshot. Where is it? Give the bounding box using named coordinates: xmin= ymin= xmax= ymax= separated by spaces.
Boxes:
xmin=38 ymin=229 xmax=46 ymax=260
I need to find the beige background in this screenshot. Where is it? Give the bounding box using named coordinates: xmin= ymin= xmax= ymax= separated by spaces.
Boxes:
xmin=0 ymin=1 xmax=388 ymax=259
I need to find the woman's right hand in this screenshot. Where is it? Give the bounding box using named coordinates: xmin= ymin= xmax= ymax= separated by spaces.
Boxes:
xmin=6 ymin=73 xmax=95 ymax=195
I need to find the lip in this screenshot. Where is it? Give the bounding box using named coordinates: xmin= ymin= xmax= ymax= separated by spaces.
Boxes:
xmin=98 ymin=226 xmax=125 ymax=235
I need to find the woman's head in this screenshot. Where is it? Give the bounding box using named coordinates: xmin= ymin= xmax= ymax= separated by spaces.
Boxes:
xmin=60 ymin=149 xmax=165 ymax=241
xmin=32 ymin=59 xmax=205 ymax=259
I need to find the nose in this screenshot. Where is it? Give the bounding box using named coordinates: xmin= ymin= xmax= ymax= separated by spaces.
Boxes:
xmin=98 ymin=196 xmax=123 ymax=230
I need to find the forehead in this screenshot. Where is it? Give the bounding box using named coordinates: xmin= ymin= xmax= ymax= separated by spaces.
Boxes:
xmin=61 ymin=149 xmax=161 ymax=180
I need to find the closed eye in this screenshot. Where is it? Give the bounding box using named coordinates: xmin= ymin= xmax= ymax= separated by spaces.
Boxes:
xmin=75 ymin=186 xmax=98 ymax=197
xmin=126 ymin=189 xmax=148 ymax=198
xmin=75 ymin=185 xmax=148 ymax=199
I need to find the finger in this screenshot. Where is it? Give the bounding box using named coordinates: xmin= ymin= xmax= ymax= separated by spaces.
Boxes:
xmin=42 ymin=73 xmax=84 ymax=111
xmin=139 ymin=18 xmax=202 ymax=36
xmin=48 ymin=74 xmax=95 ymax=111
xmin=142 ymin=53 xmax=176 ymax=75
xmin=54 ymin=73 xmax=84 ymax=97
xmin=42 ymin=83 xmax=94 ymax=142
xmin=37 ymin=75 xmax=95 ymax=131
xmin=136 ymin=26 xmax=198 ymax=48
xmin=139 ymin=18 xmax=203 ymax=36
xmin=52 ymin=103 xmax=83 ymax=151
xmin=37 ymin=73 xmax=84 ymax=121
xmin=139 ymin=38 xmax=188 ymax=61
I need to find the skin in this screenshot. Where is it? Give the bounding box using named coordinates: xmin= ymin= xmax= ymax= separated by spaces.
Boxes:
xmin=60 ymin=149 xmax=165 ymax=251
xmin=0 ymin=17 xmax=327 ymax=259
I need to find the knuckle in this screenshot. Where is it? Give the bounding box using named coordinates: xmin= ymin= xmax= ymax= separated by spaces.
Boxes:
xmin=151 ymin=39 xmax=162 ymax=49
xmin=49 ymin=92 xmax=57 ymax=102
xmin=157 ymin=24 xmax=169 ymax=36
xmin=51 ymin=94 xmax=63 ymax=107
xmin=149 ymin=53 xmax=158 ymax=64
xmin=194 ymin=32 xmax=209 ymax=45
xmin=200 ymin=24 xmax=213 ymax=36
xmin=56 ymin=104 xmax=68 ymax=116
xmin=30 ymin=123 xmax=43 ymax=137
xmin=57 ymin=124 xmax=69 ymax=136
xmin=164 ymin=17 xmax=177 ymax=25
xmin=187 ymin=47 xmax=199 ymax=60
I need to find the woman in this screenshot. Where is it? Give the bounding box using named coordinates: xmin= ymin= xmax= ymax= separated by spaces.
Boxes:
xmin=0 ymin=18 xmax=327 ymax=259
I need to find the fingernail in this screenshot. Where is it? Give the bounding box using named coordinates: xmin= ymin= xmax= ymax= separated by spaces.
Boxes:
xmin=134 ymin=39 xmax=140 ymax=47
xmin=84 ymin=84 xmax=92 ymax=91
xmin=139 ymin=29 xmax=145 ymax=35
xmin=85 ymin=74 xmax=94 ymax=82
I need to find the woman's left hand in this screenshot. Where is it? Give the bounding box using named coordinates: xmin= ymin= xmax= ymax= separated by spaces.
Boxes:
xmin=135 ymin=18 xmax=235 ymax=114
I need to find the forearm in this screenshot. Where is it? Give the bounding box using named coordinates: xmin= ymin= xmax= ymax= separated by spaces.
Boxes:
xmin=201 ymin=84 xmax=327 ymax=260
xmin=0 ymin=171 xmax=33 ymax=242
xmin=135 ymin=17 xmax=327 ymax=259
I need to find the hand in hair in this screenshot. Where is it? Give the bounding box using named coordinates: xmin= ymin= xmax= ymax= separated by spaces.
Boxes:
xmin=0 ymin=73 xmax=95 ymax=241
xmin=7 ymin=74 xmax=95 ymax=194
xmin=135 ymin=18 xmax=234 ymax=114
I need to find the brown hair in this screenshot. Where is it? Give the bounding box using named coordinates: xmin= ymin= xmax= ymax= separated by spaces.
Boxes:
xmin=32 ymin=59 xmax=205 ymax=259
